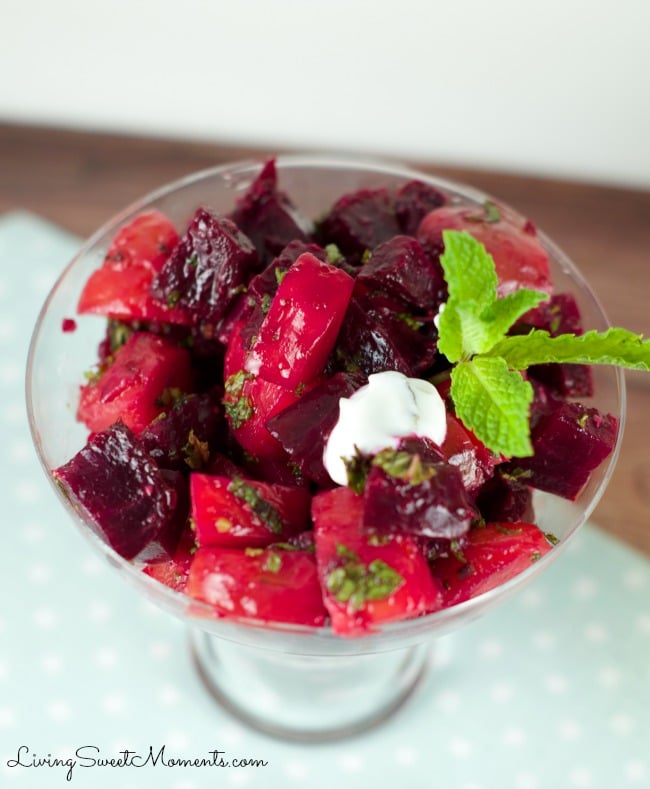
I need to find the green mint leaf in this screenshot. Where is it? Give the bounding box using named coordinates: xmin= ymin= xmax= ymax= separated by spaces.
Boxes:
xmin=440 ymin=229 xmax=497 ymax=308
xmin=450 ymin=356 xmax=534 ymax=457
xmin=487 ymin=327 xmax=650 ymax=371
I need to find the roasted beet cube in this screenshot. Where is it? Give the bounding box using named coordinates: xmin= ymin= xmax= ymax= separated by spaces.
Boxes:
xmin=430 ymin=522 xmax=554 ymax=607
xmin=186 ymin=545 xmax=327 ymax=626
xmin=151 ymin=207 xmax=259 ymax=325
xmin=77 ymin=332 xmax=194 ymax=435
xmin=312 ymin=487 xmax=443 ymax=635
xmin=518 ymin=293 xmax=593 ymax=397
xmin=334 ymin=291 xmax=438 ymax=377
xmin=361 ymin=441 xmax=476 ymax=541
xmin=394 ymin=179 xmax=447 ymax=235
xmin=139 ymin=391 xmax=226 ymax=472
xmin=356 ymin=235 xmax=446 ymax=312
xmin=143 ymin=524 xmax=197 ymax=592
xmin=266 ymin=371 xmax=366 ymax=486
xmin=317 ymin=188 xmax=401 ymax=263
xmin=228 ymin=159 xmax=312 ymax=264
xmin=246 ymin=252 xmax=355 ymax=388
xmin=190 ymin=474 xmax=310 ymax=549
xmin=508 ymin=402 xmax=618 ymax=500
xmin=475 ymin=470 xmax=534 ymax=523
xmin=53 ymin=422 xmax=183 ymax=561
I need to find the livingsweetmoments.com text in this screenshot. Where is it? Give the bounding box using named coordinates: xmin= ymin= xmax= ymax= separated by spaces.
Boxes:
xmin=6 ymin=745 xmax=269 ymax=782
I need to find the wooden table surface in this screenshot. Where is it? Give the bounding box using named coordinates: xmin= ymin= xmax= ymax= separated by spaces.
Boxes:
xmin=2 ymin=123 xmax=649 ymax=557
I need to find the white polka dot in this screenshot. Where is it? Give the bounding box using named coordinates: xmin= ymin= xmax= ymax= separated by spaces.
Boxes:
xmin=47 ymin=700 xmax=71 ymax=722
xmin=9 ymin=439 xmax=32 ymax=462
xmin=532 ymin=630 xmax=556 ymax=650
xmin=503 ymin=726 xmax=526 ymax=746
xmin=81 ymin=556 xmax=105 ymax=576
xmin=284 ymin=760 xmax=309 ymax=779
xmin=22 ymin=523 xmax=45 ymax=544
xmin=515 ymin=773 xmax=540 ymax=789
xmin=448 ymin=738 xmax=472 ymax=758
xmin=544 ymin=674 xmax=568 ymax=694
xmin=166 ymin=731 xmax=189 ymax=750
xmin=94 ymin=647 xmax=119 ymax=669
xmin=625 ymin=760 xmax=647 ymax=782
xmin=40 ymin=654 xmax=64 ymax=674
xmin=435 ymin=690 xmax=461 ymax=712
xmin=394 ymin=745 xmax=418 ymax=766
xmin=150 ymin=641 xmax=172 ymax=660
xmin=26 ymin=562 xmax=51 ymax=584
xmin=584 ymin=623 xmax=608 ymax=643
xmin=217 ymin=724 xmax=244 ymax=747
xmin=519 ymin=588 xmax=543 ymax=608
xmin=88 ymin=601 xmax=112 ymax=623
xmin=478 ymin=638 xmax=503 ymax=659
xmin=490 ymin=682 xmax=515 ymax=703
xmin=102 ymin=693 xmax=127 ymax=715
xmin=572 ymin=576 xmax=597 ymax=600
xmin=623 ymin=568 xmax=648 ymax=590
xmin=14 ymin=480 xmax=42 ymax=503
xmin=610 ymin=713 xmax=635 ymax=735
xmin=0 ymin=361 xmax=22 ymax=385
xmin=637 ymin=613 xmax=650 ymax=635
xmin=569 ymin=767 xmax=593 ymax=787
xmin=558 ymin=719 xmax=582 ymax=740
xmin=158 ymin=683 xmax=183 ymax=706
xmin=597 ymin=666 xmax=621 ymax=688
xmin=0 ymin=706 xmax=15 ymax=727
xmin=33 ymin=607 xmax=58 ymax=629
xmin=2 ymin=401 xmax=26 ymax=423
xmin=338 ymin=753 xmax=363 ymax=772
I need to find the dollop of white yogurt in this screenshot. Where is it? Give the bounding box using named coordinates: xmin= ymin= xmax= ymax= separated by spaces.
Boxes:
xmin=323 ymin=370 xmax=447 ymax=486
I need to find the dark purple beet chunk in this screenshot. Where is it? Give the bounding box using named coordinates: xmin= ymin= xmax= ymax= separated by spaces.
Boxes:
xmin=334 ymin=291 xmax=438 ymax=377
xmin=517 ymin=293 xmax=594 ymax=397
xmin=475 ymin=470 xmax=534 ymax=523
xmin=228 ymin=159 xmax=312 ymax=265
xmin=357 ymin=235 xmax=446 ymax=311
xmin=53 ymin=422 xmax=183 ymax=561
xmin=507 ymin=402 xmax=618 ymax=500
xmin=529 ymin=362 xmax=594 ymax=398
xmin=151 ymin=207 xmax=259 ymax=325
xmin=266 ymin=371 xmax=366 ymax=486
xmin=362 ymin=438 xmax=476 ymax=540
xmin=316 ymin=188 xmax=400 ymax=263
xmin=394 ymin=179 xmax=447 ymax=235
xmin=139 ymin=391 xmax=226 ymax=472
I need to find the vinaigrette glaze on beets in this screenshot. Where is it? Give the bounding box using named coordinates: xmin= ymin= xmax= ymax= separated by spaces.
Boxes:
xmin=53 ymin=159 xmax=619 ymax=637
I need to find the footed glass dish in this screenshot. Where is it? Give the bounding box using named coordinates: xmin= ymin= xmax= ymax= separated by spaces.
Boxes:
xmin=26 ymin=157 xmax=625 ymax=741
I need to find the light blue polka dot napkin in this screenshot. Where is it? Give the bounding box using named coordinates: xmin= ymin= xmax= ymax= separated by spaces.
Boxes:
xmin=0 ymin=212 xmax=649 ymax=789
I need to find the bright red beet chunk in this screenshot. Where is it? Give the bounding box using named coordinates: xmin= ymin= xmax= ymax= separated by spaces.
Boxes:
xmin=246 ymin=252 xmax=355 ymax=388
xmin=312 ymin=487 xmax=443 ymax=636
xmin=507 ymin=402 xmax=618 ymax=500
xmin=440 ymin=413 xmax=501 ymax=493
xmin=78 ymin=211 xmax=191 ymax=325
xmin=77 ymin=332 xmax=194 ymax=434
xmin=53 ymin=422 xmax=184 ymax=561
xmin=190 ymin=474 xmax=310 ymax=548
xmin=143 ymin=525 xmax=197 ymax=592
xmin=431 ymin=522 xmax=553 ymax=606
xmin=151 ymin=207 xmax=259 ymax=325
xmin=186 ymin=546 xmax=327 ymax=626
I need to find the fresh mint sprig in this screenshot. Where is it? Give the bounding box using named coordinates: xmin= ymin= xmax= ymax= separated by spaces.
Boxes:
xmin=437 ymin=230 xmax=650 ymax=458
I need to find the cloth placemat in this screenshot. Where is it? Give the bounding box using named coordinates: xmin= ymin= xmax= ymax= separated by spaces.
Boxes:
xmin=1 ymin=212 xmax=648 ymax=789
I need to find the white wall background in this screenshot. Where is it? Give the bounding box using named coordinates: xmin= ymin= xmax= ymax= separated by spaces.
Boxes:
xmin=2 ymin=0 xmax=649 ymax=188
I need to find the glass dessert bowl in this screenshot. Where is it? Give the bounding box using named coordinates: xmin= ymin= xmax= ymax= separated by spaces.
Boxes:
xmin=26 ymin=156 xmax=625 ymax=741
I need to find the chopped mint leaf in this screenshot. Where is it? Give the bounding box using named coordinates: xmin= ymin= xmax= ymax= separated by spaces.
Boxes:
xmin=228 ymin=477 xmax=283 ymax=534
xmin=466 ymin=200 xmax=501 ymax=224
xmin=326 ymin=544 xmax=404 ymax=611
xmin=487 ymin=327 xmax=650 ymax=371
xmin=343 ymin=449 xmax=372 ymax=494
xmin=451 ymin=356 xmax=534 ymax=457
xmin=325 ymin=243 xmax=345 ymax=265
xmin=223 ymin=370 xmax=254 ymax=428
xmin=182 ymin=430 xmax=210 ymax=470
xmin=372 ymin=448 xmax=437 ymax=485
